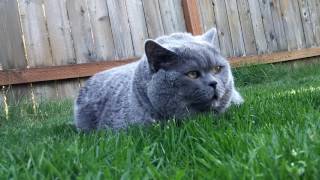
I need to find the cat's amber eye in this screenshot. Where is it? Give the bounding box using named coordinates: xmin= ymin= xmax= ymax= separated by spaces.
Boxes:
xmin=211 ymin=66 xmax=223 ymax=74
xmin=186 ymin=71 xmax=200 ymax=79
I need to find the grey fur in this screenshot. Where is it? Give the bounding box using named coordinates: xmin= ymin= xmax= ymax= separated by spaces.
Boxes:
xmin=74 ymin=28 xmax=243 ymax=131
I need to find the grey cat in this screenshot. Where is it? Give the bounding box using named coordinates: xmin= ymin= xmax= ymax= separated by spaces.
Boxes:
xmin=74 ymin=28 xmax=243 ymax=131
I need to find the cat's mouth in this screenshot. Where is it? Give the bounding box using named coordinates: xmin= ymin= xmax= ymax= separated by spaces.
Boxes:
xmin=191 ymin=94 xmax=218 ymax=111
xmin=212 ymin=94 xmax=219 ymax=101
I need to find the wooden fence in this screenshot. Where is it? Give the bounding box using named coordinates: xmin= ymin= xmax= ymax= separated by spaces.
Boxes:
xmin=0 ymin=0 xmax=320 ymax=107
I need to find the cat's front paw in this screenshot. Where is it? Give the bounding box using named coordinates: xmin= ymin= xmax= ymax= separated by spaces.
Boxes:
xmin=231 ymin=89 xmax=244 ymax=106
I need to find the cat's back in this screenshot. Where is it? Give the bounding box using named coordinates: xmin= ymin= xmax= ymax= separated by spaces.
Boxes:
xmin=74 ymin=61 xmax=139 ymax=130
xmin=80 ymin=62 xmax=138 ymax=99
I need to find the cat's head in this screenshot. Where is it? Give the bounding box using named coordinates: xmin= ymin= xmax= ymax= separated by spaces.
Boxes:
xmin=145 ymin=28 xmax=241 ymax=119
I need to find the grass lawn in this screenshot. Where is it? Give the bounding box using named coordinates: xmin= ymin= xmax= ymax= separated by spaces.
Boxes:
xmin=0 ymin=60 xmax=320 ymax=179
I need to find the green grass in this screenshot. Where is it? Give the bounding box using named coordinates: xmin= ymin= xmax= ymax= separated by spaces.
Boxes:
xmin=1 ymin=60 xmax=320 ymax=179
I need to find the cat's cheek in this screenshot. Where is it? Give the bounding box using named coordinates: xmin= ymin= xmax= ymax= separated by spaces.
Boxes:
xmin=215 ymin=83 xmax=226 ymax=99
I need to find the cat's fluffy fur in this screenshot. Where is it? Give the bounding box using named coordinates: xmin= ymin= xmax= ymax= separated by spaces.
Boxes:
xmin=74 ymin=28 xmax=243 ymax=131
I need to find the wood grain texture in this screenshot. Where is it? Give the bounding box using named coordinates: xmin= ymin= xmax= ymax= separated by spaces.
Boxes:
xmin=213 ymin=0 xmax=233 ymax=57
xmin=297 ymin=0 xmax=317 ymax=47
xmin=0 ymin=0 xmax=27 ymax=70
xmin=182 ymin=0 xmax=202 ymax=35
xmin=280 ymin=0 xmax=306 ymax=50
xmin=229 ymin=47 xmax=320 ymax=67
xmin=247 ymin=0 xmax=268 ymax=54
xmin=172 ymin=0 xmax=187 ymax=32
xmin=18 ymin=0 xmax=57 ymax=100
xmin=44 ymin=0 xmax=79 ymax=99
xmin=258 ymin=0 xmax=278 ymax=52
xmin=107 ymin=0 xmax=134 ymax=58
xmin=67 ymin=0 xmax=96 ymax=63
xmin=141 ymin=0 xmax=164 ymax=38
xmin=159 ymin=0 xmax=186 ymax=34
xmin=236 ymin=0 xmax=257 ymax=55
xmin=87 ymin=0 xmax=116 ymax=60
xmin=307 ymin=0 xmax=320 ymax=46
xmin=270 ymin=0 xmax=288 ymax=51
xmin=225 ymin=0 xmax=246 ymax=56
xmin=197 ymin=0 xmax=220 ymax=49
xmin=125 ymin=0 xmax=148 ymax=56
xmin=2 ymin=48 xmax=320 ymax=86
xmin=0 ymin=58 xmax=139 ymax=86
xmin=0 ymin=0 xmax=30 ymax=104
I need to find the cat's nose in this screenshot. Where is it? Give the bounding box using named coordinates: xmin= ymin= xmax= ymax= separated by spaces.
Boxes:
xmin=209 ymin=81 xmax=217 ymax=89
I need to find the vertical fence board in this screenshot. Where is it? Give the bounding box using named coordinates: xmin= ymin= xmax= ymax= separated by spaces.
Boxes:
xmin=197 ymin=0 xmax=220 ymax=49
xmin=258 ymin=0 xmax=278 ymax=52
xmin=159 ymin=0 xmax=186 ymax=34
xmin=213 ymin=0 xmax=233 ymax=57
xmin=44 ymin=0 xmax=79 ymax=99
xmin=125 ymin=0 xmax=148 ymax=56
xmin=270 ymin=0 xmax=288 ymax=51
xmin=87 ymin=0 xmax=116 ymax=60
xmin=107 ymin=0 xmax=134 ymax=58
xmin=237 ymin=0 xmax=257 ymax=55
xmin=247 ymin=0 xmax=268 ymax=54
xmin=172 ymin=0 xmax=187 ymax=32
xmin=0 ymin=1 xmax=26 ymax=70
xmin=280 ymin=0 xmax=306 ymax=50
xmin=0 ymin=0 xmax=30 ymax=104
xmin=225 ymin=0 xmax=246 ymax=56
xmin=18 ymin=0 xmax=57 ymax=101
xmin=246 ymin=0 xmax=267 ymax=54
xmin=307 ymin=0 xmax=320 ymax=46
xmin=298 ymin=0 xmax=317 ymax=47
xmin=141 ymin=0 xmax=165 ymax=38
xmin=67 ymin=0 xmax=96 ymax=63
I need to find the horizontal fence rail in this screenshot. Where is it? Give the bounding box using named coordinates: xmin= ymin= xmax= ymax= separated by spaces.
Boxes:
xmin=1 ymin=47 xmax=320 ymax=86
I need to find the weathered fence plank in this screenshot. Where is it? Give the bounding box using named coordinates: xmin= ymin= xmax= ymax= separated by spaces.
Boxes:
xmin=258 ymin=0 xmax=278 ymax=52
xmin=307 ymin=0 xmax=320 ymax=46
xmin=106 ymin=0 xmax=134 ymax=58
xmin=269 ymin=0 xmax=288 ymax=51
xmin=247 ymin=0 xmax=268 ymax=54
xmin=125 ymin=0 xmax=148 ymax=56
xmin=0 ymin=0 xmax=30 ymax=104
xmin=159 ymin=0 xmax=186 ymax=34
xmin=236 ymin=0 xmax=257 ymax=55
xmin=18 ymin=0 xmax=57 ymax=101
xmin=87 ymin=0 xmax=116 ymax=60
xmin=225 ymin=0 xmax=246 ymax=56
xmin=44 ymin=0 xmax=79 ymax=99
xmin=197 ymin=0 xmax=220 ymax=48
xmin=298 ymin=0 xmax=317 ymax=47
xmin=172 ymin=0 xmax=187 ymax=32
xmin=0 ymin=58 xmax=139 ymax=86
xmin=67 ymin=0 xmax=96 ymax=63
xmin=142 ymin=0 xmax=165 ymax=38
xmin=280 ymin=0 xmax=306 ymax=50
xmin=182 ymin=0 xmax=202 ymax=35
xmin=213 ymin=0 xmax=233 ymax=57
xmin=0 ymin=1 xmax=26 ymax=70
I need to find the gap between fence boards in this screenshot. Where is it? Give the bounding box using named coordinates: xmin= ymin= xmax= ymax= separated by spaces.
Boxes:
xmin=1 ymin=47 xmax=320 ymax=86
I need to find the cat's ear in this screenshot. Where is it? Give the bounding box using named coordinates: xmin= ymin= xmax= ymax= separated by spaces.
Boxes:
xmin=201 ymin=28 xmax=217 ymax=45
xmin=145 ymin=40 xmax=178 ymax=72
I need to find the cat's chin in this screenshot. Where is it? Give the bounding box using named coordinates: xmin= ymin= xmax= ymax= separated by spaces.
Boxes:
xmin=191 ymin=100 xmax=214 ymax=112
